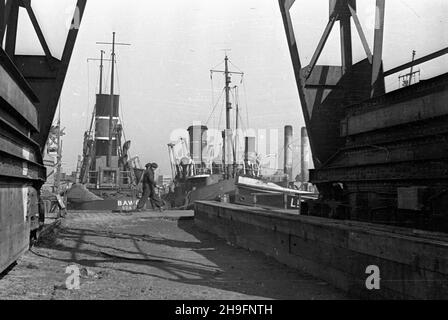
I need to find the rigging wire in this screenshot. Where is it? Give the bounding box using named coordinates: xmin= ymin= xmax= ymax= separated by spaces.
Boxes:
xmin=217 ymin=94 xmax=224 ymax=131
xmin=104 ymin=53 xmax=111 ymax=94
xmin=205 ymin=88 xmax=226 ymax=127
xmin=115 ymin=59 xmax=138 ymax=176
xmin=86 ymin=60 xmax=91 ymax=130
xmin=211 ymin=58 xmax=225 ymax=71
xmin=234 ymin=87 xmax=246 ymax=132
xmin=399 ymin=0 xmax=421 ymax=18
xmin=210 ymin=65 xmax=225 ymax=130
xmin=229 ymin=60 xmax=244 ymax=74
xmin=233 ymin=87 xmax=240 ymax=159
xmin=242 ymin=80 xmax=250 ymax=129
xmin=115 ymin=59 xmax=128 ymax=144
xmin=226 ymin=60 xmax=249 ymax=129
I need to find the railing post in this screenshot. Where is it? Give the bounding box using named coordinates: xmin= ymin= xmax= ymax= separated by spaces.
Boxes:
xmin=284 ymin=193 xmax=288 ymax=209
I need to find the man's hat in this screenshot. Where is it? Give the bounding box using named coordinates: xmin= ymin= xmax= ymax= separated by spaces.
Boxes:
xmin=151 ymin=163 xmax=158 ymax=169
xmin=145 ymin=163 xmax=152 ymax=168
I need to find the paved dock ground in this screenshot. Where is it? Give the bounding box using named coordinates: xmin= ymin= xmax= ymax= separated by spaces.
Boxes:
xmin=0 ymin=210 xmax=348 ymax=300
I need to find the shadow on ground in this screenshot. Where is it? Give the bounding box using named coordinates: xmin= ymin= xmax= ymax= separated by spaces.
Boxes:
xmin=34 ymin=215 xmax=343 ymax=299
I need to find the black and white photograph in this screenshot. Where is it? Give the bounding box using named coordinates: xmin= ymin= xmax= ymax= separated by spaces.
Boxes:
xmin=0 ymin=0 xmax=447 ymax=307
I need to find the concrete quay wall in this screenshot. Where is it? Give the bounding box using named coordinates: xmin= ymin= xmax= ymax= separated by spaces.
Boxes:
xmin=194 ymin=201 xmax=448 ymax=299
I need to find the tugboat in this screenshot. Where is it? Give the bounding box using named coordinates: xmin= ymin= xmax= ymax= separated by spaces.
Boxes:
xmin=166 ymin=54 xmax=317 ymax=209
xmin=67 ymin=33 xmax=144 ymax=211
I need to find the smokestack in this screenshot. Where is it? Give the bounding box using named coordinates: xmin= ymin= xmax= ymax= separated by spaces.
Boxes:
xmin=187 ymin=124 xmax=208 ymax=165
xmin=300 ymin=127 xmax=310 ymax=182
xmin=284 ymin=126 xmax=293 ymax=181
xmin=244 ymin=137 xmax=256 ymax=162
xmin=244 ymin=136 xmax=256 ymax=175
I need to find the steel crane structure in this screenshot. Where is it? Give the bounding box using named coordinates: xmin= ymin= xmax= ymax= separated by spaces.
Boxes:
xmin=279 ymin=0 xmax=448 ymax=231
xmin=0 ymin=0 xmax=87 ymax=273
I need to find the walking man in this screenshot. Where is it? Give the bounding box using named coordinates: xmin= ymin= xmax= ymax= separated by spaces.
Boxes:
xmin=136 ymin=163 xmax=165 ymax=212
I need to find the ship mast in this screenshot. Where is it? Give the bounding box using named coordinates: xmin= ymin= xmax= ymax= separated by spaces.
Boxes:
xmin=234 ymin=86 xmax=239 ymax=168
xmin=86 ymin=50 xmax=110 ymax=137
xmin=211 ymin=53 xmax=243 ymax=177
xmin=96 ymin=32 xmax=131 ymax=167
xmin=99 ymin=49 xmax=104 ymax=94
xmin=225 ymin=55 xmax=231 ymax=130
xmin=107 ymin=33 xmax=116 ymax=167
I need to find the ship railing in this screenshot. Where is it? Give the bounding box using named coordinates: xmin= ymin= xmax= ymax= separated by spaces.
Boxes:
xmin=86 ymin=170 xmax=136 ymax=189
xmin=251 ymin=191 xmax=319 ymax=211
xmin=87 ymin=171 xmax=99 ymax=188
xmin=119 ymin=171 xmax=134 ymax=187
xmin=193 ymin=167 xmax=212 ymax=176
xmin=243 ymin=162 xmax=260 ymax=178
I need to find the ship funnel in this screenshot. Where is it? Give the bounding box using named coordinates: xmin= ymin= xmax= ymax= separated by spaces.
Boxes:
xmin=187 ymin=125 xmax=208 ymax=165
xmin=300 ymin=127 xmax=310 ymax=183
xmin=244 ymin=136 xmax=256 ymax=176
xmin=284 ymin=126 xmax=293 ymax=181
xmin=244 ymin=137 xmax=256 ymax=162
xmin=95 ymin=94 xmax=120 ymax=159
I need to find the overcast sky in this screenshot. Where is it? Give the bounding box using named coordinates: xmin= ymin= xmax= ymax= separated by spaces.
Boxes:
xmin=18 ymin=0 xmax=448 ymax=176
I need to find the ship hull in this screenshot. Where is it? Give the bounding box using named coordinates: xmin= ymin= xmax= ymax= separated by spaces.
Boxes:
xmin=170 ymin=176 xmax=236 ymax=209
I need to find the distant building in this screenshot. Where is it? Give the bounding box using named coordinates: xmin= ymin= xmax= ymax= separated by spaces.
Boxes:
xmin=158 ymin=175 xmax=173 ymax=186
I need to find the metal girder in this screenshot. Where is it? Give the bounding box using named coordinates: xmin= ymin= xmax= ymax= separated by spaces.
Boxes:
xmin=4 ymin=0 xmax=18 ymax=57
xmin=371 ymin=0 xmax=385 ymax=97
xmin=0 ymin=0 xmax=87 ymax=152
xmin=278 ymin=0 xmax=312 ymax=155
xmin=348 ymin=4 xmax=372 ymax=64
xmin=314 ymin=67 xmax=448 ymax=190
xmin=0 ymin=1 xmax=4 ymax=42
xmin=23 ymin=0 xmax=54 ymax=68
xmin=384 ymin=47 xmax=448 ymax=77
xmin=339 ymin=13 xmax=352 ymax=74
xmin=311 ymin=159 xmax=448 ymax=183
xmin=304 ymin=16 xmax=337 ymax=79
xmin=0 ymin=0 xmax=12 ymax=44
xmin=279 ymin=0 xmax=379 ymax=167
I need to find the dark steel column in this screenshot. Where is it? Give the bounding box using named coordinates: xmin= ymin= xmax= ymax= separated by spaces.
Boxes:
xmin=371 ymin=0 xmax=385 ymax=97
xmin=300 ymin=127 xmax=309 ymax=183
xmin=340 ymin=14 xmax=353 ymax=74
